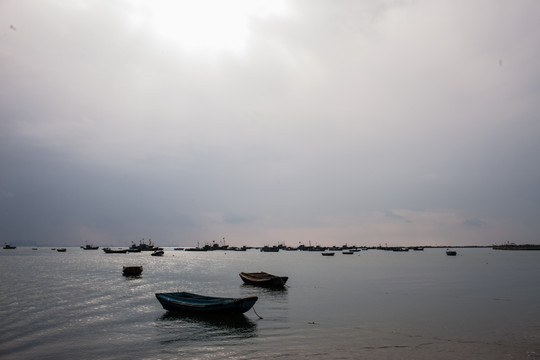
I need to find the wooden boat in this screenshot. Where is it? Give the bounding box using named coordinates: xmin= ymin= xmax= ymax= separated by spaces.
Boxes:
xmin=103 ymin=247 xmax=128 ymax=254
xmin=151 ymin=250 xmax=164 ymax=256
xmin=239 ymin=272 xmax=288 ymax=287
xmin=155 ymin=292 xmax=258 ymax=315
xmin=321 ymin=252 xmax=335 ymax=256
xmin=122 ymin=266 xmax=143 ymax=276
xmin=446 ymin=249 xmax=457 ymax=256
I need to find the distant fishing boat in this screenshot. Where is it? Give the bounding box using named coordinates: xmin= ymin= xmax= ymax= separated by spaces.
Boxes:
xmin=155 ymin=292 xmax=258 ymax=315
xmin=321 ymin=252 xmax=335 ymax=256
xmin=446 ymin=249 xmax=457 ymax=256
xmin=493 ymin=244 xmax=540 ymax=250
xmin=57 ymin=248 xmax=67 ymax=252
xmin=122 ymin=266 xmax=143 ymax=276
xmin=260 ymin=246 xmax=279 ymax=252
xmin=239 ymin=272 xmax=288 ymax=287
xmin=3 ymin=243 xmax=16 ymax=249
xmin=129 ymin=238 xmax=159 ymax=252
xmin=151 ymin=250 xmax=164 ymax=256
xmin=81 ymin=242 xmax=99 ymax=250
xmin=392 ymin=247 xmax=409 ymax=252
xmin=342 ymin=251 xmax=354 ymax=255
xmin=103 ymin=248 xmax=128 ymax=254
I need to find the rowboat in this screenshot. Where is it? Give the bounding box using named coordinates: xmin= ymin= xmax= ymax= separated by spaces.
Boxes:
xmin=239 ymin=272 xmax=288 ymax=287
xmin=155 ymin=292 xmax=258 ymax=315
xmin=122 ymin=266 xmax=143 ymax=276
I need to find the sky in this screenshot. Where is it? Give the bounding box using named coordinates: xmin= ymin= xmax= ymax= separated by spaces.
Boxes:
xmin=1 ymin=0 xmax=539 ymax=247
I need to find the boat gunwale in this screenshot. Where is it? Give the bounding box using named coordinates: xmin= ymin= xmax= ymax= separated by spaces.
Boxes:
xmin=156 ymin=292 xmax=257 ymax=308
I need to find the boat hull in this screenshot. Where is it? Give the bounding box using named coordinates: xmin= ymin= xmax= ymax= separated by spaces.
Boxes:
xmin=155 ymin=292 xmax=258 ymax=315
xmin=103 ymin=248 xmax=128 ymax=254
xmin=239 ymin=272 xmax=288 ymax=287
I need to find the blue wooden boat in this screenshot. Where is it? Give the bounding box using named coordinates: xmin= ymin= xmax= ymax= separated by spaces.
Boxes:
xmin=155 ymin=292 xmax=258 ymax=315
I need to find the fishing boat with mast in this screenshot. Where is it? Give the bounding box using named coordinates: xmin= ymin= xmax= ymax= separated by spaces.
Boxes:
xmin=129 ymin=238 xmax=160 ymax=252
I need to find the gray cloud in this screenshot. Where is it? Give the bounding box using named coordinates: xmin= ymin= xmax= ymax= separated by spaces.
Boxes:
xmin=1 ymin=0 xmax=539 ymax=246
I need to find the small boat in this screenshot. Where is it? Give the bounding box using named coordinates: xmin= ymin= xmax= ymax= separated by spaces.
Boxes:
xmin=57 ymin=248 xmax=67 ymax=252
xmin=446 ymin=249 xmax=457 ymax=256
xmin=151 ymin=250 xmax=164 ymax=256
xmin=239 ymin=272 xmax=288 ymax=287
xmin=103 ymin=248 xmax=128 ymax=254
xmin=3 ymin=244 xmax=16 ymax=249
xmin=342 ymin=251 xmax=354 ymax=255
xmin=321 ymin=252 xmax=335 ymax=256
xmin=122 ymin=266 xmax=143 ymax=276
xmin=155 ymin=292 xmax=258 ymax=315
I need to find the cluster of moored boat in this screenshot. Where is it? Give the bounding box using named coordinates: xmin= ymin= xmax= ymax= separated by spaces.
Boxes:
xmin=102 ymin=239 xmax=165 ymax=256
xmin=120 ymin=264 xmax=288 ymax=315
xmin=155 ymin=272 xmax=288 ymax=315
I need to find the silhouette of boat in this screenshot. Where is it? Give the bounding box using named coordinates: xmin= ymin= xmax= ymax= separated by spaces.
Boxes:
xmin=122 ymin=266 xmax=143 ymax=276
xmin=155 ymin=292 xmax=258 ymax=315
xmin=239 ymin=272 xmax=288 ymax=287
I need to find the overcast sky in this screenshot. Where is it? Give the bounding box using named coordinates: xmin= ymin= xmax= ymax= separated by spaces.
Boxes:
xmin=1 ymin=0 xmax=539 ymax=247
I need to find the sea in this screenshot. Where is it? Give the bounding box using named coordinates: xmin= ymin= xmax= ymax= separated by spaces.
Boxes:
xmin=1 ymin=247 xmax=539 ymax=359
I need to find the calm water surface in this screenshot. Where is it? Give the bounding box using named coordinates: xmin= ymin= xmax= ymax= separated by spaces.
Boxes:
xmin=1 ymin=247 xmax=539 ymax=359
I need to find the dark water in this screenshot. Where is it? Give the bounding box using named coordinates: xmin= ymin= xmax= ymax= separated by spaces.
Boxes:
xmin=1 ymin=247 xmax=539 ymax=359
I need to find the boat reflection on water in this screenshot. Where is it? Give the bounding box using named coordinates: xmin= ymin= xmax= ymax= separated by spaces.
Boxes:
xmin=241 ymin=283 xmax=288 ymax=295
xmin=157 ymin=311 xmax=258 ymax=342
